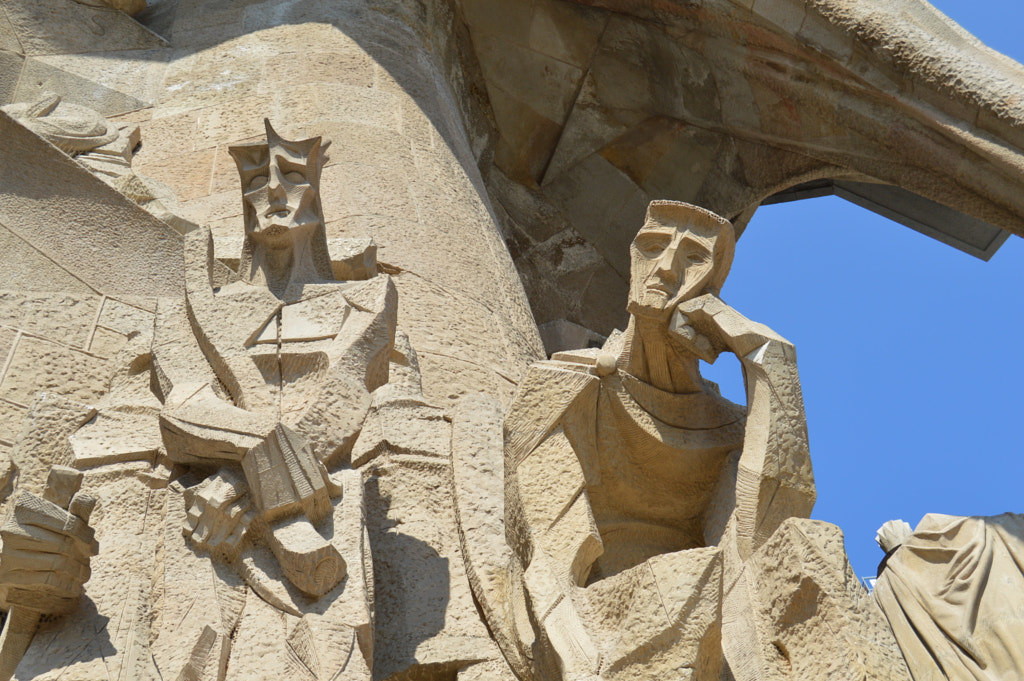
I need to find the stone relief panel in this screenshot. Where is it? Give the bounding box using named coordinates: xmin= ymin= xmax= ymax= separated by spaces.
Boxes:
xmin=2 ymin=93 xmax=197 ymax=233
xmin=0 ymin=122 xmax=403 ymax=680
xmin=0 ymin=0 xmax=1019 ymax=679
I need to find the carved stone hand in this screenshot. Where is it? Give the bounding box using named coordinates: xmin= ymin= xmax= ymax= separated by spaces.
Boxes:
xmin=673 ymin=293 xmax=790 ymax=360
xmin=183 ymin=468 xmax=256 ymax=561
xmin=0 ymin=469 xmax=98 ymax=615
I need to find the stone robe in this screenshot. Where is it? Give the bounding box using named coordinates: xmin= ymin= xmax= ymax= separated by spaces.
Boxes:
xmin=874 ymin=513 xmax=1024 ymax=681
xmin=4 ymin=228 xmax=398 ymax=681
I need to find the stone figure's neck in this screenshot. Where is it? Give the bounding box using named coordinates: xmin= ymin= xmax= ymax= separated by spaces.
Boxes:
xmin=622 ymin=316 xmax=704 ymax=395
xmin=245 ymin=233 xmax=333 ymax=298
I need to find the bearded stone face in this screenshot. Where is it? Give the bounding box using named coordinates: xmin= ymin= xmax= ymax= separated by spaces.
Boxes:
xmin=230 ymin=120 xmax=323 ymax=246
xmin=627 ymin=202 xmax=733 ymax=320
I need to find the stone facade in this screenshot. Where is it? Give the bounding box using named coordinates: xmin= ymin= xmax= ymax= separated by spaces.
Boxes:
xmin=0 ymin=1 xmax=1020 ymax=680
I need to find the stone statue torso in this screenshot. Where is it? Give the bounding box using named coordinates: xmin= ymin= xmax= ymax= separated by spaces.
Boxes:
xmin=583 ymin=371 xmax=745 ymax=580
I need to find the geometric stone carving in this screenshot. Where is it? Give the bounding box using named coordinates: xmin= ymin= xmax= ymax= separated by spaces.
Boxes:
xmin=0 ymin=2 xmax=1020 ymax=681
xmin=0 ymin=120 xmax=403 ymax=680
xmin=743 ymin=518 xmax=911 ymax=680
xmin=0 ymin=466 xmax=97 ymax=680
xmin=0 ymin=109 xmax=184 ymax=299
xmin=464 ymin=200 xmax=906 ymax=680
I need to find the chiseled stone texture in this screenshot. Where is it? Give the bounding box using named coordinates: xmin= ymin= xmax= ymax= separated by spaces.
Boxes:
xmin=0 ymin=292 xmax=154 ymax=445
xmin=744 ymin=519 xmax=911 ymax=681
xmin=0 ymin=111 xmax=185 ymax=300
xmin=0 ymin=3 xmax=1019 ymax=681
xmin=112 ymin=0 xmax=543 ymax=408
xmin=0 ymin=0 xmax=543 ymax=408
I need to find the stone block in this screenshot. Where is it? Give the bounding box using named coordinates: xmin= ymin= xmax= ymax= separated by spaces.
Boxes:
xmin=515 ymin=428 xmax=586 ymax=533
xmin=196 ymin=99 xmax=265 ymax=152
xmin=179 ymin=189 xmax=242 ymax=225
xmin=87 ymin=327 xmax=128 ymax=358
xmin=747 ymin=518 xmax=911 ymax=680
xmin=462 ymin=0 xmax=533 ymax=45
xmin=0 ymin=50 xmax=23 ymax=106
xmin=752 ymin=0 xmax=807 ymax=36
xmin=1 ymin=337 xmax=111 ymax=406
xmin=270 ymin=82 xmax=402 ymax=132
xmin=0 ymin=292 xmax=99 ymax=349
xmin=158 ymin=50 xmax=261 ymax=115
xmin=0 ymin=399 xmax=26 ymax=442
xmin=0 ymin=223 xmax=95 ymax=295
xmin=0 ymin=10 xmax=21 ymax=54
xmin=98 ymin=297 xmax=155 ymax=336
xmin=1 ymin=0 xmax=165 ymax=56
xmin=132 ymin=147 xmax=215 ymax=202
xmin=0 ymin=111 xmax=185 ymax=299
xmin=262 ymin=49 xmax=374 ymax=93
xmin=8 ymin=394 xmax=94 ymax=498
xmin=475 ymin=36 xmax=583 ymax=125
xmin=528 ymin=0 xmax=606 ymax=67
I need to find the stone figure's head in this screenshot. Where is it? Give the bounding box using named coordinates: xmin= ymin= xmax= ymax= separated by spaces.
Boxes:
xmin=229 ymin=120 xmax=333 ymax=283
xmin=627 ymin=201 xmax=735 ymax=320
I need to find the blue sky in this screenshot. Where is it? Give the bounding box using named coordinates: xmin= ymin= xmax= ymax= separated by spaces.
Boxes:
xmin=701 ymin=0 xmax=1024 ymax=579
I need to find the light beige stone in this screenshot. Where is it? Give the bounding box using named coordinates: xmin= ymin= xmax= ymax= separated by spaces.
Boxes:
xmin=462 ymin=201 xmax=901 ymax=681
xmin=0 ymin=121 xmax=411 ymax=679
xmin=0 ymin=1 xmax=1021 ymax=680
xmin=0 ymin=467 xmax=97 ymax=681
xmin=875 ymin=513 xmax=1024 ymax=681
xmin=0 ymin=337 xmax=111 ymax=406
xmin=0 ymin=109 xmax=185 ymax=298
xmin=736 ymin=518 xmax=911 ymax=680
xmin=0 ymin=0 xmax=165 ymax=57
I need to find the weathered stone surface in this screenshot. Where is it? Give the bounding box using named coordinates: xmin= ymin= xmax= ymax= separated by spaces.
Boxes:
xmin=0 ymin=110 xmax=185 ymax=299
xmin=0 ymin=0 xmax=165 ymax=57
xmin=0 ymin=1 xmax=1020 ymax=680
xmin=464 ymin=201 xmax=901 ymax=681
xmin=875 ymin=513 xmax=1024 ymax=681
xmin=739 ymin=518 xmax=911 ymax=681
xmin=464 ymin=0 xmax=1024 ymax=333
xmin=1 ymin=337 xmax=111 ymax=406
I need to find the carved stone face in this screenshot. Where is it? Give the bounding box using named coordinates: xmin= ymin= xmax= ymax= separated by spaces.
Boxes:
xmin=230 ymin=121 xmax=323 ymax=245
xmin=627 ymin=202 xmax=733 ymax=319
xmin=243 ymin=152 xmax=319 ymax=242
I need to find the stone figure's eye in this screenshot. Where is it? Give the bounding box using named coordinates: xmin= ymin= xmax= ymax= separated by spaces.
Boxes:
xmin=248 ymin=175 xmax=268 ymax=191
xmin=284 ymin=171 xmax=307 ymax=184
xmin=635 ymin=232 xmax=671 ymax=256
xmin=687 ymin=251 xmax=710 ymax=264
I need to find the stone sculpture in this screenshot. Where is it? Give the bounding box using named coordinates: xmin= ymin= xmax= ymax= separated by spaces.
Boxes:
xmin=2 ymin=93 xmax=196 ymax=234
xmin=0 ymin=466 xmax=97 ymax=681
xmin=0 ymin=120 xmax=404 ymax=680
xmin=874 ymin=513 xmax=1024 ymax=680
xmin=0 ymin=0 xmax=1021 ymax=679
xmin=459 ymin=200 xmax=909 ymax=680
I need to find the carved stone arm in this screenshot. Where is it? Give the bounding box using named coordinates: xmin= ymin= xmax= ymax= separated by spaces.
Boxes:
xmin=676 ymin=294 xmax=815 ymax=560
xmin=159 ymin=382 xmax=270 ymax=462
xmin=732 ymin=336 xmax=815 ymax=560
xmin=160 ymin=383 xmax=343 ymax=596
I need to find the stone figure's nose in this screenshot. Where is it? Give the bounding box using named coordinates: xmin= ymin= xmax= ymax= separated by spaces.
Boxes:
xmin=653 ymin=236 xmax=685 ymax=284
xmin=265 ymin=167 xmax=289 ymax=216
